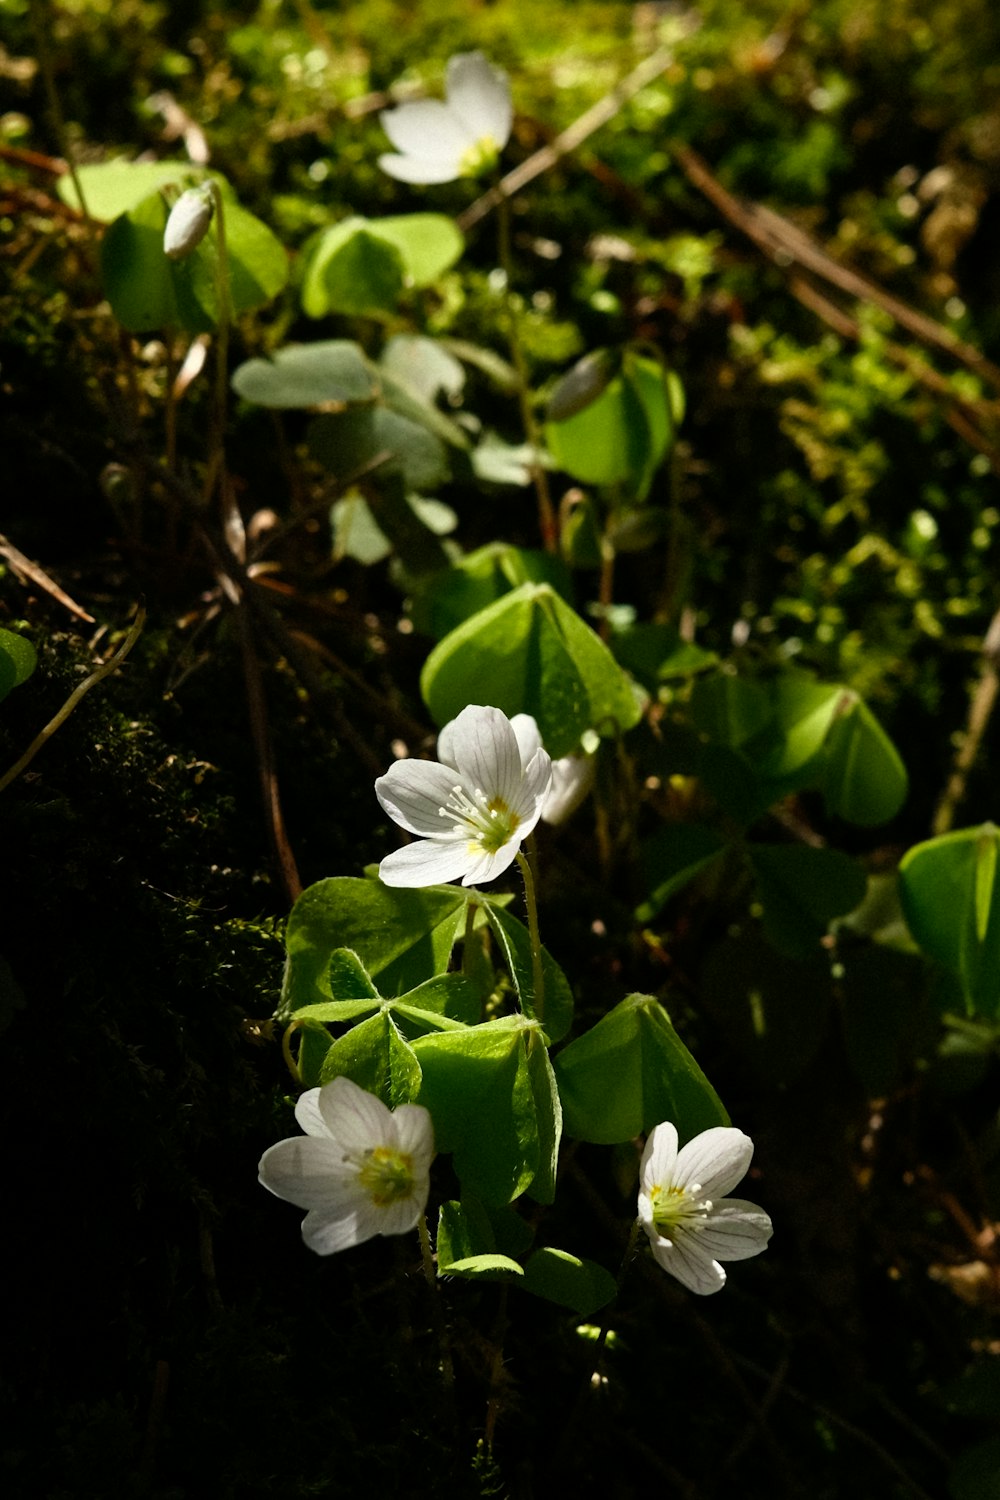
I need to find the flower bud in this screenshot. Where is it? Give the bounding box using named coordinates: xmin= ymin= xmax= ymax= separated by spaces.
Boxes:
xmin=163 ymin=184 xmax=214 ymax=261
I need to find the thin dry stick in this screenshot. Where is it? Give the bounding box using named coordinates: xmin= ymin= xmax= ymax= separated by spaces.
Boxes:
xmin=0 ymin=533 xmax=95 ymax=623
xmin=932 ymin=607 xmax=1000 ymax=836
xmin=28 ymin=0 xmax=98 ymax=262
xmin=234 ymin=595 xmax=303 ymax=905
xmin=194 ymin=498 xmax=304 ymax=905
xmin=670 ymin=141 xmax=1000 ymax=396
xmin=0 ymin=605 xmax=145 ymax=794
xmin=496 ymin=194 xmax=558 ymax=550
xmin=457 ymin=45 xmax=678 ymax=233
xmin=788 ymin=274 xmax=1000 ymax=471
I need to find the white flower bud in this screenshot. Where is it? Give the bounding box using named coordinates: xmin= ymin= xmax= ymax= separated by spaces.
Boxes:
xmin=163 ymin=184 xmax=215 ymax=261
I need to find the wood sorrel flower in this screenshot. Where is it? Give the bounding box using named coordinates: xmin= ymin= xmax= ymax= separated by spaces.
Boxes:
xmin=375 ymin=704 xmax=552 ymax=887
xmin=258 ymin=1076 xmax=434 ymax=1254
xmin=638 ymin=1122 xmax=773 ymax=1295
xmin=378 ymin=51 xmax=513 ymax=185
xmin=509 ymin=714 xmax=596 ymax=826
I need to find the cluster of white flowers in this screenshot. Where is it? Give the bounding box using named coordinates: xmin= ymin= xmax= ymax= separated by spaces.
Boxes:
xmin=259 ymin=1077 xmax=771 ymax=1295
xmin=261 ymin=712 xmax=771 ymax=1291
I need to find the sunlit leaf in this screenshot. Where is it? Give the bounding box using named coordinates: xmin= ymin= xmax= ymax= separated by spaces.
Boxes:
xmin=318 ymin=1008 xmax=422 ymax=1106
xmin=101 ymin=187 xmax=287 ymax=333
xmin=554 ymin=993 xmax=728 ymax=1144
xmin=821 ymin=692 xmax=908 ymax=826
xmin=899 ymin=823 xmax=1000 ymax=1019
xmin=281 ymin=877 xmax=469 ymax=1018
xmin=412 ymin=1016 xmax=554 ymax=1206
xmin=421 ymin=582 xmax=643 ymax=758
xmin=522 ymin=1249 xmax=617 ymax=1314
xmin=0 ymin=628 xmax=37 ymax=703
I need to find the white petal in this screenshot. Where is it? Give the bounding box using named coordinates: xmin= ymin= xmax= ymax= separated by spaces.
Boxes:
xmin=376 ymin=758 xmax=470 ymax=837
xmin=459 ymin=838 xmax=523 ymax=886
xmin=447 ymin=705 xmax=523 ymax=810
xmin=695 ymin=1201 xmax=773 ymax=1262
xmin=294 ymin=1088 xmax=332 ymax=1139
xmin=379 ymin=838 xmax=476 ymax=888
xmin=380 ymin=98 xmax=471 ymax=158
xmin=375 ymin=1194 xmax=426 ymax=1237
xmin=673 ymin=1127 xmax=753 ymax=1199
xmin=319 ymin=1075 xmax=395 ymax=1154
xmin=509 ymin=713 xmax=543 ymax=765
xmin=542 ymin=752 xmax=595 ymax=825
xmin=302 ymin=1204 xmax=370 ymax=1254
xmin=445 ymin=52 xmax=512 ymax=147
xmin=436 ymin=716 xmax=462 ymax=770
xmin=651 ymin=1229 xmax=728 ymax=1295
xmin=377 ymin=152 xmax=464 ymax=185
xmin=258 ymin=1137 xmax=358 ymax=1211
xmin=640 ymin=1120 xmax=679 ymax=1191
xmin=392 ymin=1102 xmax=436 ymax=1172
xmin=513 ymin=747 xmax=553 ymax=826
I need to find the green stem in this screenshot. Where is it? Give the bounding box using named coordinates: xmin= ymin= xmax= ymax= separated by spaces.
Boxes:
xmin=515 ymin=845 xmax=545 ymax=1024
xmin=496 ymin=193 xmax=558 ymax=552
xmin=280 ymin=1020 xmax=302 ymax=1086
xmin=417 ymin=1215 xmax=455 ymax=1392
xmin=588 ymin=1218 xmax=641 ymax=1377
xmin=461 ymin=897 xmax=478 ymax=977
xmin=0 ymin=605 xmax=145 ymax=794
xmin=551 ymin=1218 xmax=641 ymax=1475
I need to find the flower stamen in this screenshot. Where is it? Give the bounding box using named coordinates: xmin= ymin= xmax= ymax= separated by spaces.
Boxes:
xmin=355 ymin=1145 xmax=417 ymax=1207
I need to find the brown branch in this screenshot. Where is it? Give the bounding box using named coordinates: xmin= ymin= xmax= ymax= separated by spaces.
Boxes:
xmin=787 ymin=275 xmax=1000 ymax=474
xmin=932 ymin=606 xmax=1000 ymax=836
xmin=458 ymin=45 xmax=678 ymax=232
xmin=671 ymin=141 xmax=1000 ymax=396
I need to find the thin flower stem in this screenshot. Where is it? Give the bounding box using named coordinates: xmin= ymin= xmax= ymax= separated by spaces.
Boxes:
xmin=483 ymin=1283 xmax=509 ymax=1453
xmin=496 ymin=194 xmax=558 ymax=552
xmin=588 ymin=1217 xmax=641 ymax=1376
xmin=461 ymin=897 xmax=478 ymax=977
xmin=515 ymin=846 xmax=545 ymax=1025
xmin=0 ymin=605 xmax=146 ymax=795
xmin=417 ymin=1215 xmax=455 ymax=1392
xmin=597 ymin=531 xmax=616 ymax=642
xmin=551 ymin=1218 xmax=641 ymax=1477
xmin=281 ymin=1020 xmax=302 ymax=1086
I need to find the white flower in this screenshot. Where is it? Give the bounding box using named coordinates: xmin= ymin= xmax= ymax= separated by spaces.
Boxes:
xmin=375 ymin=704 xmax=552 ymax=887
xmin=542 ymin=751 xmax=595 ymax=824
xmin=638 ymin=1122 xmax=773 ymax=1295
xmin=378 ymin=51 xmax=513 ymax=185
xmin=163 ymin=184 xmax=215 ymax=260
xmin=258 ymin=1075 xmax=434 ymax=1254
xmin=494 ymin=713 xmax=596 ymax=826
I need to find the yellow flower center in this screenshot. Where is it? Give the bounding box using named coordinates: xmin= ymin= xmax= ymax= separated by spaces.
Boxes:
xmin=649 ymin=1181 xmax=713 ymax=1238
xmin=458 ymin=134 xmax=501 ymax=179
xmin=440 ymin=785 xmax=522 ymax=856
xmin=356 ymin=1146 xmax=416 ymax=1207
